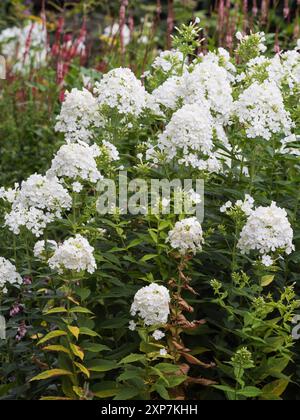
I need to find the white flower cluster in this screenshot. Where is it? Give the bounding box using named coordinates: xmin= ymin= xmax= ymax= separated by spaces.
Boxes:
xmin=130 ymin=283 xmax=170 ymax=326
xmin=238 ymin=48 xmax=300 ymax=92
xmin=152 ymin=51 xmax=234 ymax=121
xmin=234 ymin=80 xmax=293 ymax=140
xmin=0 ymin=22 xmax=47 ymax=73
xmin=152 ymin=49 xmax=185 ymax=74
xmin=47 ymin=234 xmax=97 ymax=274
xmin=33 ymin=240 xmax=58 ymax=261
xmin=94 ymin=68 xmax=150 ymax=117
xmin=236 ymin=31 xmax=267 ymax=54
xmin=152 ymin=330 xmax=165 ymax=341
xmin=265 ymin=48 xmax=300 ymax=91
xmin=0 ymin=257 xmax=22 ymax=293
xmin=238 ymin=202 xmax=294 ymax=258
xmin=47 ymin=142 xmax=102 ymax=188
xmin=184 ymin=58 xmax=234 ymax=124
xmin=101 ymin=141 xmax=120 ymax=162
xmin=167 ymin=217 xmax=204 ymax=255
xmin=152 ymin=76 xmax=185 ymax=110
xmin=55 ymin=88 xmax=103 ymax=143
xmin=0 ymin=174 xmax=72 ymax=236
xmin=204 ymin=48 xmax=236 ymax=82
xmin=279 ymin=134 xmax=300 ymax=156
xmin=157 ymin=103 xmax=219 ymax=171
xmin=220 ymin=194 xmax=255 ymax=216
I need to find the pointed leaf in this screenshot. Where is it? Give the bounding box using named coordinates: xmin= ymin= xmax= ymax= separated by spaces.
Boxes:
xmin=30 ymin=369 xmax=73 ymax=382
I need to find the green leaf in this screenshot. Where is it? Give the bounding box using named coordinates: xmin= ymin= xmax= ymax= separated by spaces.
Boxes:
xmin=43 ymin=345 xmax=71 ymax=356
xmin=140 ymin=341 xmax=164 ymax=353
xmin=166 ymin=375 xmax=187 ymax=387
xmin=93 ymin=382 xmax=118 ymax=398
xmin=69 ymin=306 xmax=93 ymax=314
xmin=214 ymin=385 xmax=236 ymax=393
xmin=30 ymin=369 xmax=73 ymax=382
xmin=70 ymin=343 xmax=84 ymax=361
xmin=127 ymin=238 xmax=144 ymax=249
xmin=74 ymin=362 xmax=90 ymax=378
xmin=148 ymin=229 xmax=158 ymax=244
xmin=43 ymin=307 xmax=67 ymax=315
xmin=119 ymin=354 xmax=147 ymax=364
xmin=261 ymin=379 xmax=290 ymax=399
xmin=154 ymin=363 xmax=180 ymax=373
xmin=159 ymin=220 xmax=172 ymax=230
xmin=37 ymin=330 xmax=67 ymax=345
xmin=237 ymin=387 xmax=262 ymax=398
xmin=75 ymin=287 xmax=91 ymax=301
xmin=83 ymin=343 xmax=111 ymax=353
xmin=117 ymin=367 xmax=144 ymax=382
xmin=88 ymin=359 xmax=118 ymax=372
xmin=79 ymin=327 xmax=99 ymax=337
xmin=113 ymin=387 xmax=140 ymax=400
xmin=68 ymin=326 xmax=80 ymax=340
xmin=154 ymin=383 xmax=170 ymax=400
xmin=261 ymin=275 xmax=275 ymax=287
xmin=140 ymin=254 xmax=158 ymax=263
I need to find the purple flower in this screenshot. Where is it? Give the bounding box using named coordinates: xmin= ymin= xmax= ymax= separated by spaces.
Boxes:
xmin=10 ymin=303 xmax=24 ymax=317
xmin=16 ymin=321 xmax=27 ymax=341
xmin=23 ymin=277 xmax=32 ymax=286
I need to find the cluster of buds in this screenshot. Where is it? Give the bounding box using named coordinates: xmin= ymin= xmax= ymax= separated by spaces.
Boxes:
xmin=10 ymin=303 xmax=24 ymax=317
xmin=16 ymin=321 xmax=27 ymax=341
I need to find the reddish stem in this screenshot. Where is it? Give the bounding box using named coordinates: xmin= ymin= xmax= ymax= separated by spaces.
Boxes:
xmin=119 ymin=0 xmax=129 ymax=64
xmin=22 ymin=22 xmax=34 ymax=67
xmin=167 ymin=0 xmax=174 ymax=49
xmin=284 ymin=0 xmax=290 ymax=19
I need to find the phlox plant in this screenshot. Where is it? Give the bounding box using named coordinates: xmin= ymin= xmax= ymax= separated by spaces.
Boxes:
xmin=1 ymin=20 xmax=300 ymax=401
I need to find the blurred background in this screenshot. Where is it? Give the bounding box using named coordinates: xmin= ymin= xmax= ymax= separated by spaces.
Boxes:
xmin=0 ymin=1 xmax=299 ymax=187
xmin=1 ymin=1 xmax=299 ymax=51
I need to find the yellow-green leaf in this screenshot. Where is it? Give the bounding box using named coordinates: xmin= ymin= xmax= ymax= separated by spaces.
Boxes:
xmin=79 ymin=327 xmax=99 ymax=337
xmin=74 ymin=361 xmax=90 ymax=378
xmin=140 ymin=254 xmax=158 ymax=263
xmin=67 ymin=296 xmax=80 ymax=305
xmin=30 ymin=333 xmax=43 ymax=340
xmin=261 ymin=379 xmax=290 ymax=398
xmin=119 ymin=354 xmax=146 ymax=364
xmin=42 ymin=345 xmax=71 ymax=356
xmin=30 ymin=369 xmax=72 ymax=382
xmin=37 ymin=330 xmax=67 ymax=345
xmin=69 ymin=306 xmax=93 ymax=314
xmin=43 ymin=307 xmax=67 ymax=315
xmin=72 ymin=386 xmax=85 ymax=398
xmin=261 ymin=275 xmax=275 ymax=287
xmin=70 ymin=343 xmax=84 ymax=361
xmin=68 ymin=326 xmax=80 ymax=340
